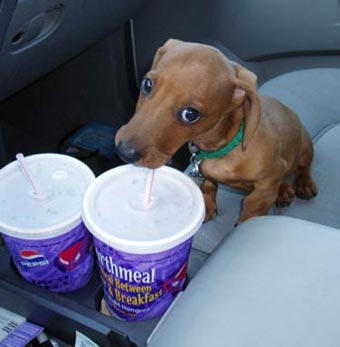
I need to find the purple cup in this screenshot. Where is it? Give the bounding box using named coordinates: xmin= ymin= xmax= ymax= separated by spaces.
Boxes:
xmin=82 ymin=165 xmax=205 ymax=321
xmin=3 ymin=222 xmax=93 ymax=292
xmin=0 ymin=154 xmax=95 ymax=292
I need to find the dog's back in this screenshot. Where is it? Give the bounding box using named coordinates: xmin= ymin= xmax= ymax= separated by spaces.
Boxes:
xmin=257 ymin=96 xmax=306 ymax=175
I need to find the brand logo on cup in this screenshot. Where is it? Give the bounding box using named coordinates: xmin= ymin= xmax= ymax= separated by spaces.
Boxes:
xmin=20 ymin=250 xmax=49 ymax=267
xmin=162 ymin=261 xmax=188 ymax=293
xmin=55 ymin=238 xmax=89 ymax=272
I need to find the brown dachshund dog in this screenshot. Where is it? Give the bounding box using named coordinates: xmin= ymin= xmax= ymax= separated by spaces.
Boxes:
xmin=115 ymin=39 xmax=317 ymax=224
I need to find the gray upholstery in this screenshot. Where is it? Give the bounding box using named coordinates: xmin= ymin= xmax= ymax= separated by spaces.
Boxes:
xmin=192 ymin=186 xmax=245 ymax=253
xmin=259 ymin=69 xmax=340 ymax=139
xmin=148 ymin=217 xmax=340 ymax=347
xmin=193 ymin=68 xmax=340 ymax=254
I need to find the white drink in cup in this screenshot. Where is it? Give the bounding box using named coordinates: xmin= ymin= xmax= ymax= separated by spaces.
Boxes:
xmin=0 ymin=153 xmax=95 ymax=292
xmin=82 ymin=164 xmax=205 ymax=321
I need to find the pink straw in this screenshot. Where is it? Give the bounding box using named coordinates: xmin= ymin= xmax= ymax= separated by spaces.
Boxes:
xmin=143 ymin=169 xmax=155 ymax=208
xmin=16 ymin=153 xmax=44 ymax=199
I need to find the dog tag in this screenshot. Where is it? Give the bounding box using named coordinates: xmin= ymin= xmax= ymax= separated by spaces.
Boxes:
xmin=187 ymin=154 xmax=205 ymax=187
xmin=188 ymin=171 xmax=205 ymax=187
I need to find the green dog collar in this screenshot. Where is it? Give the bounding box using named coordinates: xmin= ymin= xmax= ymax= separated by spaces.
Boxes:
xmin=194 ymin=121 xmax=244 ymax=160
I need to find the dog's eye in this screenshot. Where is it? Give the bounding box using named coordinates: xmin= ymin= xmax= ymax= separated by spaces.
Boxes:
xmin=140 ymin=77 xmax=153 ymax=96
xmin=178 ymin=107 xmax=201 ymax=124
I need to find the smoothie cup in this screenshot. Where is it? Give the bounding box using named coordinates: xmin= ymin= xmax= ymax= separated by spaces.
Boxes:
xmin=0 ymin=153 xmax=95 ymax=292
xmin=82 ymin=165 xmax=205 ymax=321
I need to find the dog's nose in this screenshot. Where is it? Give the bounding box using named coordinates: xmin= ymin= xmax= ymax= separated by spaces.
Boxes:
xmin=116 ymin=140 xmax=141 ymax=163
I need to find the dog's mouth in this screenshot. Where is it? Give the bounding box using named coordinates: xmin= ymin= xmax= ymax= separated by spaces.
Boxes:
xmin=132 ymin=152 xmax=171 ymax=169
xmin=116 ymin=149 xmax=141 ymax=166
xmin=116 ymin=140 xmax=171 ymax=169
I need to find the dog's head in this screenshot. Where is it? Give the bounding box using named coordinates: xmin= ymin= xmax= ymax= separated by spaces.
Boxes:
xmin=115 ymin=39 xmax=260 ymax=168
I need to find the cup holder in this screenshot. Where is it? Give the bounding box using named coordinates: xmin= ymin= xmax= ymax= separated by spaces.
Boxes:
xmin=94 ymin=286 xmax=111 ymax=317
xmin=9 ymin=257 xmax=21 ymax=276
xmin=94 ymin=285 xmax=104 ymax=312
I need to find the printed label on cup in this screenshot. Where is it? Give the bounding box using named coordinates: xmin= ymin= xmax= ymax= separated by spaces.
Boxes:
xmin=94 ymin=236 xmax=192 ymax=321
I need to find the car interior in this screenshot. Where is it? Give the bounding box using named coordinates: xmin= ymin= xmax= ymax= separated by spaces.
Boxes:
xmin=1 ymin=0 xmax=340 ymax=346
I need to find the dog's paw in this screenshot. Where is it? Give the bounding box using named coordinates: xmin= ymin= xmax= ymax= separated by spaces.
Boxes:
xmin=203 ymin=199 xmax=218 ymax=222
xmin=202 ymin=190 xmax=218 ymax=222
xmin=204 ymin=207 xmax=218 ymax=222
xmin=275 ymin=182 xmax=295 ymax=207
xmin=294 ymin=176 xmax=318 ymax=200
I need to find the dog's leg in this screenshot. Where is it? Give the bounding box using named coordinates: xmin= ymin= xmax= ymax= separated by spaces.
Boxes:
xmin=201 ymin=179 xmax=218 ymax=222
xmin=275 ymin=181 xmax=295 ymax=207
xmin=238 ymin=179 xmax=280 ymax=223
xmin=294 ymin=131 xmax=318 ymax=199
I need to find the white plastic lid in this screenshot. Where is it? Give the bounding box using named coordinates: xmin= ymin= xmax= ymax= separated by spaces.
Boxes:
xmin=82 ymin=165 xmax=205 ymax=254
xmin=0 ymin=153 xmax=95 ymax=239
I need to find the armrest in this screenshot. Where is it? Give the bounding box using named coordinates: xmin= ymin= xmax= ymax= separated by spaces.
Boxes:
xmin=147 ymin=216 xmax=340 ymax=347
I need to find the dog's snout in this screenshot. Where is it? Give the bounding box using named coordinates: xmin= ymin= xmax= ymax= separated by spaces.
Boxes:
xmin=116 ymin=140 xmax=141 ymax=164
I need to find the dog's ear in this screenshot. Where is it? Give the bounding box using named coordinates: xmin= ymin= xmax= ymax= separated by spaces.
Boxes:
xmin=230 ymin=62 xmax=261 ymax=151
xmin=151 ymin=39 xmax=183 ymax=69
